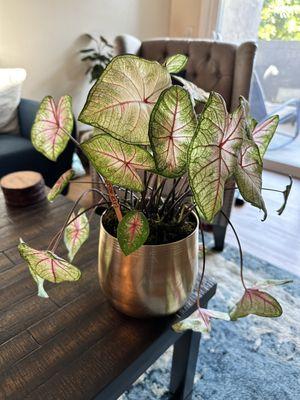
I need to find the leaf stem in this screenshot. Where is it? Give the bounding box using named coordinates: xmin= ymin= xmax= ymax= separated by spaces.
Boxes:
xmin=197 ymin=219 xmax=206 ymax=310
xmin=105 ymin=180 xmax=123 ymax=222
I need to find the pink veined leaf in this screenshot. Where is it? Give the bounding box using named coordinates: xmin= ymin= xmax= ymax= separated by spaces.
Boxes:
xmin=18 ymin=240 xmax=81 ymax=286
xmin=230 ymin=289 xmax=283 ymax=320
xmin=64 ymin=208 xmax=90 ymax=261
xmin=251 ymin=115 xmax=279 ymax=157
xmin=149 ymin=85 xmax=196 ymax=177
xmin=117 ymin=211 xmax=149 ymax=255
xmin=47 ymin=169 xmax=74 ymax=202
xmin=31 ymin=95 xmax=74 ymax=161
xmin=188 ymin=92 xmax=245 ymax=223
xmin=81 ymin=133 xmax=155 ymax=191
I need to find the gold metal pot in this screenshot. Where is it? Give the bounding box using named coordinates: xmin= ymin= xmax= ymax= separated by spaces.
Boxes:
xmin=98 ymin=213 xmax=199 ymax=318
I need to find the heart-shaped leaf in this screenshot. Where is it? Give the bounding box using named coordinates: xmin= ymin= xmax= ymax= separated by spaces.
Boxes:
xmin=18 ymin=240 xmax=81 ymax=284
xmin=164 ymin=54 xmax=188 ymax=73
xmin=79 ymin=55 xmax=171 ymax=145
xmin=64 ymin=208 xmax=90 ymax=261
xmin=252 ymin=115 xmax=279 ymax=157
xmin=117 ymin=211 xmax=149 ymax=255
xmin=173 ymin=308 xmax=230 ymax=333
xmin=277 ymin=175 xmax=293 ymax=215
xmin=173 ymin=75 xmax=209 ymax=104
xmin=81 ymin=133 xmax=155 ymax=191
xmin=234 ymin=138 xmax=267 ymax=220
xmin=47 ymin=169 xmax=74 ymax=202
xmin=253 ymin=279 xmax=293 ymax=290
xmin=31 ymin=95 xmax=73 ymax=161
xmin=188 ymin=92 xmax=245 ymax=223
xmin=149 ymin=86 xmax=196 ymax=177
xmin=230 ymin=289 xmax=283 ymax=320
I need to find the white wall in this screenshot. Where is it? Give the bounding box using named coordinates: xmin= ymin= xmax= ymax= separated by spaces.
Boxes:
xmin=0 ymin=0 xmax=171 ymax=120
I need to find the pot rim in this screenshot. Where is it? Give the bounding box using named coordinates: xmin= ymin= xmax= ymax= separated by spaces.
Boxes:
xmin=100 ymin=210 xmax=199 ymax=249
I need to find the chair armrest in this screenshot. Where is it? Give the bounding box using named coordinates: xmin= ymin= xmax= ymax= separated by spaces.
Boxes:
xmin=17 ymin=98 xmax=40 ymax=140
xmin=114 ymin=34 xmax=142 ymax=55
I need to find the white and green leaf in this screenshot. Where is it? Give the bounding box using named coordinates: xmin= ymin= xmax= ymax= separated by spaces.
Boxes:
xmin=64 ymin=208 xmax=90 ymax=261
xmin=173 ymin=75 xmax=209 ymax=104
xmin=253 ymin=279 xmax=293 ymax=291
xmin=31 ymin=95 xmax=73 ymax=161
xmin=81 ymin=133 xmax=155 ymax=191
xmin=188 ymin=92 xmax=245 ymax=223
xmin=117 ymin=211 xmax=149 ymax=255
xmin=251 ymin=115 xmax=279 ymax=157
xmin=149 ymin=85 xmax=196 ymax=177
xmin=164 ymin=54 xmax=188 ymax=73
xmin=79 ymin=55 xmax=171 ymax=145
xmin=47 ymin=169 xmax=74 ymax=202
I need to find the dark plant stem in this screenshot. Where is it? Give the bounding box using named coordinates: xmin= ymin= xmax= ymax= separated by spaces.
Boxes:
xmin=197 ymin=219 xmax=206 ymax=310
xmin=105 ymin=180 xmax=122 ymax=222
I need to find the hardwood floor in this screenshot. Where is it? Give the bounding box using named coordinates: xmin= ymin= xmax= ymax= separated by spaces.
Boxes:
xmin=68 ymin=170 xmax=300 ymax=277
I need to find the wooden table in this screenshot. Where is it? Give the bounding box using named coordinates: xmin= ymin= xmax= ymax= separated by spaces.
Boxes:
xmin=0 ymin=192 xmax=216 ymax=400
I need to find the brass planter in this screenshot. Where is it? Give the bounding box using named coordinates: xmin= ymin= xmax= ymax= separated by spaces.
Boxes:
xmin=98 ymin=213 xmax=199 ymax=318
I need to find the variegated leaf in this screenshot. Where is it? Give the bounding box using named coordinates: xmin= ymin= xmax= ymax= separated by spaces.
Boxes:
xmin=277 ymin=175 xmax=293 ymax=215
xmin=173 ymin=308 xmax=230 ymax=333
xmin=149 ymin=85 xmax=196 ymax=177
xmin=173 ymin=75 xmax=209 ymax=104
xmin=234 ymin=138 xmax=267 ymax=220
xmin=230 ymin=289 xmax=283 ymax=320
xmin=81 ymin=133 xmax=155 ymax=191
xmin=18 ymin=240 xmax=81 ymax=284
xmin=164 ymin=54 xmax=188 ymax=73
xmin=47 ymin=169 xmax=74 ymax=202
xmin=252 ymin=115 xmax=279 ymax=157
xmin=79 ymin=55 xmax=171 ymax=145
xmin=253 ymin=279 xmax=293 ymax=290
xmin=31 ymin=95 xmax=73 ymax=161
xmin=30 ymin=269 xmax=49 ymax=298
xmin=64 ymin=208 xmax=90 ymax=261
xmin=188 ymin=92 xmax=245 ymax=222
xmin=117 ymin=211 xmax=149 ymax=255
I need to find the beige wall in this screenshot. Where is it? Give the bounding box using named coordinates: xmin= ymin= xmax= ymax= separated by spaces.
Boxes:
xmin=0 ymin=0 xmax=171 ymax=119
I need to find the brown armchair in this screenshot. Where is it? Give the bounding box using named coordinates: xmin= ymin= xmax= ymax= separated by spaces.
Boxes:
xmin=91 ymin=34 xmax=256 ymax=250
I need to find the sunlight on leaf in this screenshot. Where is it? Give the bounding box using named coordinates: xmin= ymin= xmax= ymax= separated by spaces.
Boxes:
xmin=252 ymin=115 xmax=279 ymax=157
xmin=47 ymin=169 xmax=74 ymax=202
xmin=277 ymin=175 xmax=293 ymax=215
xmin=117 ymin=211 xmax=149 ymax=255
xmin=149 ymin=85 xmax=196 ymax=177
xmin=164 ymin=54 xmax=188 ymax=73
xmin=230 ymin=289 xmax=283 ymax=320
xmin=64 ymin=208 xmax=90 ymax=261
xmin=79 ymin=55 xmax=171 ymax=145
xmin=173 ymin=75 xmax=209 ymax=104
xmin=81 ymin=133 xmax=155 ymax=191
xmin=31 ymin=95 xmax=73 ymax=161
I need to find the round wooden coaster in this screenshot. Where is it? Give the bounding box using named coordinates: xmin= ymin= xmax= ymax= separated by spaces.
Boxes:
xmin=0 ymin=171 xmax=46 ymax=207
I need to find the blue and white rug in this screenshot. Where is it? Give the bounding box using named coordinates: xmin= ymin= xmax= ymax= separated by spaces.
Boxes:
xmin=121 ymin=245 xmax=300 ymax=400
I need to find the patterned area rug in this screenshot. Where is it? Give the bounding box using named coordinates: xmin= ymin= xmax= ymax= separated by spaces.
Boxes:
xmin=121 ymin=245 xmax=300 ymax=400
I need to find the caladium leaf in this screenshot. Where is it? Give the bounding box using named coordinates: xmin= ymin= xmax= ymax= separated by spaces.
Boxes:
xmin=230 ymin=289 xmax=283 ymax=320
xmin=173 ymin=308 xmax=230 ymax=333
xmin=18 ymin=240 xmax=81 ymax=284
xmin=173 ymin=75 xmax=209 ymax=104
xmin=117 ymin=211 xmax=149 ymax=255
xmin=253 ymin=279 xmax=293 ymax=290
xmin=30 ymin=269 xmax=49 ymax=298
xmin=64 ymin=208 xmax=90 ymax=261
xmin=31 ymin=95 xmax=73 ymax=161
xmin=234 ymin=138 xmax=267 ymax=220
xmin=251 ymin=115 xmax=279 ymax=157
xmin=78 ymin=55 xmax=171 ymax=145
xmin=149 ymin=85 xmax=196 ymax=177
xmin=47 ymin=169 xmax=74 ymax=202
xmin=81 ymin=133 xmax=155 ymax=191
xmin=277 ymin=175 xmax=293 ymax=215
xmin=188 ymin=92 xmax=245 ymax=223
xmin=164 ymin=54 xmax=188 ymax=73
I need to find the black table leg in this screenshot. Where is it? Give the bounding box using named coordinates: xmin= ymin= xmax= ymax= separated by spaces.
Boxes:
xmin=169 ymin=329 xmax=201 ymax=399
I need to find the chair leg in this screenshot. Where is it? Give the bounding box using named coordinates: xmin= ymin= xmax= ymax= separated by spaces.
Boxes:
xmin=212 ymin=225 xmax=226 ymax=251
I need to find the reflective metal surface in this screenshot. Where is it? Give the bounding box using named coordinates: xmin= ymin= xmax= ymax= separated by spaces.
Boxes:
xmin=98 ymin=214 xmax=199 ymax=318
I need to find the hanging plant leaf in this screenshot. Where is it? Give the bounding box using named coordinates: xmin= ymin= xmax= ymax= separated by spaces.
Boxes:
xmin=31 ymin=95 xmax=73 ymax=161
xmin=64 ymin=208 xmax=90 ymax=261
xmin=81 ymin=133 xmax=155 ymax=191
xmin=18 ymin=240 xmax=81 ymax=284
xmin=234 ymin=138 xmax=267 ymax=220
xmin=164 ymin=54 xmax=188 ymax=73
xmin=149 ymin=86 xmax=196 ymax=177
xmin=117 ymin=211 xmax=149 ymax=255
xmin=173 ymin=75 xmax=209 ymax=104
xmin=253 ymin=279 xmax=293 ymax=290
xmin=230 ymin=289 xmax=283 ymax=320
xmin=277 ymin=175 xmax=293 ymax=215
xmin=78 ymin=55 xmax=171 ymax=145
xmin=173 ymin=308 xmax=230 ymax=333
xmin=47 ymin=169 xmax=74 ymax=202
xmin=251 ymin=115 xmax=279 ymax=157
xmin=188 ymin=92 xmax=245 ymax=223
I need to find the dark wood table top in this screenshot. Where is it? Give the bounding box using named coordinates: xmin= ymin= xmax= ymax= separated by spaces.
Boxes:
xmin=0 ymin=192 xmax=216 ymax=400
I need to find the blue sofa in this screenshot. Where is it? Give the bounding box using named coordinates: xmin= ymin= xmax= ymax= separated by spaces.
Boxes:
xmin=0 ymin=98 xmax=76 ymax=190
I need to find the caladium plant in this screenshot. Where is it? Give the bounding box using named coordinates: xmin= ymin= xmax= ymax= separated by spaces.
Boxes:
xmin=20 ymin=53 xmax=293 ymax=334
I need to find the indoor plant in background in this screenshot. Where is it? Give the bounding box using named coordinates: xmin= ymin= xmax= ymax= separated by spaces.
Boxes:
xmin=18 ymin=54 xmax=293 ymax=333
